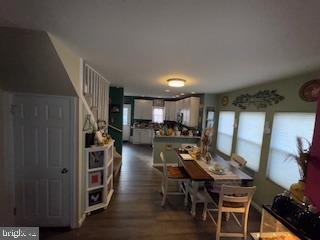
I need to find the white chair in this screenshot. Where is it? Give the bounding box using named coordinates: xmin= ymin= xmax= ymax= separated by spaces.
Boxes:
xmin=160 ymin=152 xmax=190 ymax=207
xmin=230 ymin=154 xmax=247 ymax=169
xmin=202 ymin=185 xmax=256 ymax=240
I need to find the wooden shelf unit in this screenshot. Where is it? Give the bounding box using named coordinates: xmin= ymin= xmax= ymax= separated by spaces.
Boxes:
xmin=84 ymin=141 xmax=114 ymax=214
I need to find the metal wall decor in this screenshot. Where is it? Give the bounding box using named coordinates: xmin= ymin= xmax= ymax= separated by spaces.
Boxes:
xmin=232 ymin=90 xmax=284 ymax=109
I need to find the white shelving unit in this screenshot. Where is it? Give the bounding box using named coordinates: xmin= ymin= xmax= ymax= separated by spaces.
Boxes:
xmin=84 ymin=141 xmax=114 ymax=214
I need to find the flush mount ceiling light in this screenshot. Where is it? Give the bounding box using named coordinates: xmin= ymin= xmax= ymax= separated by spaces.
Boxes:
xmin=167 ymin=78 xmax=186 ymax=87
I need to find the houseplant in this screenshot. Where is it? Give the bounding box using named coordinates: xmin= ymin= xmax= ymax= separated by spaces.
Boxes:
xmin=287 ymin=137 xmax=311 ymax=202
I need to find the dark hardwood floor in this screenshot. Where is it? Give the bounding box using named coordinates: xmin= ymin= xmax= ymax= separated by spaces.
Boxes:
xmin=41 ymin=143 xmax=261 ymax=239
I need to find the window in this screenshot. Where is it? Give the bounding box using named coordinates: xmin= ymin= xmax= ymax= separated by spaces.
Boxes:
xmin=267 ymin=112 xmax=316 ymax=189
xmin=206 ymin=108 xmax=215 ymax=128
xmin=236 ymin=112 xmax=266 ymax=171
xmin=152 ymin=107 xmax=164 ymax=123
xmin=216 ymin=111 xmax=235 ymax=155
xmin=123 ymin=107 xmax=129 ymax=125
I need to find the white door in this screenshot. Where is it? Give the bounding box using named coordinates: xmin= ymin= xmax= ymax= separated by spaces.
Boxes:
xmin=123 ymin=104 xmax=131 ymax=141
xmin=13 ymin=94 xmax=73 ymax=227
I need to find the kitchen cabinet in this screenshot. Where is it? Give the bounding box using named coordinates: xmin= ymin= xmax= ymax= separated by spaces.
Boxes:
xmin=132 ymin=128 xmax=153 ymax=144
xmin=164 ymin=101 xmax=176 ymax=121
xmin=134 ymin=99 xmax=153 ymax=119
xmin=175 ymin=99 xmax=182 ymax=114
xmin=176 ymin=97 xmax=200 ymax=128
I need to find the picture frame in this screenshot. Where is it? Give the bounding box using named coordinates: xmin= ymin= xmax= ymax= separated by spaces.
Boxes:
xmin=89 ymin=150 xmax=104 ymax=169
xmin=88 ymin=171 xmax=103 ymax=188
xmin=110 ymin=104 xmax=120 ymax=113
xmin=88 ymin=189 xmax=103 ymax=206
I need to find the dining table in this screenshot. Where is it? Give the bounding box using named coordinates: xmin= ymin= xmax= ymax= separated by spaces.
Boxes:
xmin=175 ymin=149 xmax=253 ymax=216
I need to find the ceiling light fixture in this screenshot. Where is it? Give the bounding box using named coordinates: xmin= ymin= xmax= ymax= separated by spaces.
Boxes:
xmin=165 ymin=89 xmax=170 ymax=92
xmin=167 ymin=78 xmax=186 ymax=88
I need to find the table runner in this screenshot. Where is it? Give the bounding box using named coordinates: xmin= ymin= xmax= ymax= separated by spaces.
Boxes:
xmin=196 ymin=159 xmax=240 ymax=181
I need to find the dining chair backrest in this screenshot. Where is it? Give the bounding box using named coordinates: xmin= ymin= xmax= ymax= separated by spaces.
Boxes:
xmin=218 ymin=185 xmax=256 ymax=210
xmin=160 ymin=152 xmax=167 ymax=178
xmin=230 ymin=154 xmax=247 ymax=168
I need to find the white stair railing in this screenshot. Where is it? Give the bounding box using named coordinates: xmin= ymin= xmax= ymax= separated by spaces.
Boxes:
xmin=81 ymin=61 xmax=110 ymax=123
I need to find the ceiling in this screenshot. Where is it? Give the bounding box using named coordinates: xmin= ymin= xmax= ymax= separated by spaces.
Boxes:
xmin=1 ymin=0 xmax=320 ymax=97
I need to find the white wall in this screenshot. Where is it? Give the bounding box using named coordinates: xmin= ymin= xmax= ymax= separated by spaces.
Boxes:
xmin=49 ymin=33 xmax=88 ymax=227
xmin=0 ymin=89 xmax=14 ymax=226
xmin=48 ymin=33 xmax=82 ymax=96
xmin=0 ymin=27 xmax=76 ymax=96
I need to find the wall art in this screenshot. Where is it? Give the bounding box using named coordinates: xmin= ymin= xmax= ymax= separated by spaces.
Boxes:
xmin=88 ymin=189 xmax=103 ymax=206
xmin=89 ymin=150 xmax=105 ymax=169
xmin=299 ymin=79 xmax=320 ymax=102
xmin=221 ymin=96 xmax=229 ymax=106
xmin=88 ymin=171 xmax=103 ymax=188
xmin=232 ymin=90 xmax=284 ymax=109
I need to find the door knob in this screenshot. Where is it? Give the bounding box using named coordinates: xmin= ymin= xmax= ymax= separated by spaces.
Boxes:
xmin=61 ymin=168 xmax=69 ymax=174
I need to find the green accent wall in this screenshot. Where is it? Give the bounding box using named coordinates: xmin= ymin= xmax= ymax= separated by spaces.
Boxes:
xmin=109 ymin=87 xmax=124 ymax=154
xmin=214 ymin=71 xmax=318 ymax=207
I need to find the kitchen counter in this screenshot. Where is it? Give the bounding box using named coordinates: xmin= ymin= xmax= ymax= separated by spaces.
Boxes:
xmin=153 ymin=135 xmax=201 ymax=166
xmin=154 ymin=135 xmax=200 ymax=139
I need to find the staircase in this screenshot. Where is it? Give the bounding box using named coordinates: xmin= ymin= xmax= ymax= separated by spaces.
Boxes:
xmin=82 ymin=62 xmax=110 ymax=123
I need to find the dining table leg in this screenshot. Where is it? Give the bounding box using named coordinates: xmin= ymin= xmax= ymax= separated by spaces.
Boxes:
xmin=190 ymin=181 xmax=200 ymax=217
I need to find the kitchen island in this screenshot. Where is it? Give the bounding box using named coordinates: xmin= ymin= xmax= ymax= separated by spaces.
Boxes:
xmin=153 ymin=135 xmax=201 ymax=166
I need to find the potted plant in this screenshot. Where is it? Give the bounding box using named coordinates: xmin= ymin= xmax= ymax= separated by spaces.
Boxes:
xmin=287 ymin=137 xmax=311 ymax=202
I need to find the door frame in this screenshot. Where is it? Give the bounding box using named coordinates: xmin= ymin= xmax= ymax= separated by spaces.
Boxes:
xmin=12 ymin=92 xmax=77 ymax=228
xmin=0 ymin=90 xmax=14 ymax=226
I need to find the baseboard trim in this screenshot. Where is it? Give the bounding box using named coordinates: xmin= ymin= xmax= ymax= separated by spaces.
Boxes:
xmin=153 ymin=163 xmax=178 ymax=167
xmin=78 ymin=213 xmax=86 ymax=227
xmin=251 ymin=200 xmax=262 ymax=213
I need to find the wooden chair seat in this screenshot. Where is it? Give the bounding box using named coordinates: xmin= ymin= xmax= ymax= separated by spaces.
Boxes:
xmin=167 ymin=166 xmax=189 ymax=179
xmin=222 ymin=201 xmax=245 ymax=208
xmin=206 ymin=190 xmax=244 ymax=208
xmin=160 ymin=152 xmax=190 ymax=207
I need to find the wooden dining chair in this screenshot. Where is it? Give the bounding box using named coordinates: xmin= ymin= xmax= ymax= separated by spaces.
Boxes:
xmin=160 ymin=152 xmax=190 ymax=207
xmin=202 ymin=185 xmax=256 ymax=240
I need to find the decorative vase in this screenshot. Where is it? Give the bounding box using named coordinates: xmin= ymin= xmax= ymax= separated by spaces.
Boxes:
xmin=290 ymin=180 xmax=305 ymax=203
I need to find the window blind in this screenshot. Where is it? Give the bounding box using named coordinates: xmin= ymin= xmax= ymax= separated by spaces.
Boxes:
xmin=236 ymin=112 xmax=266 ymax=171
xmin=216 ymin=111 xmax=235 ymax=155
xmin=267 ymin=112 xmax=316 ymax=189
